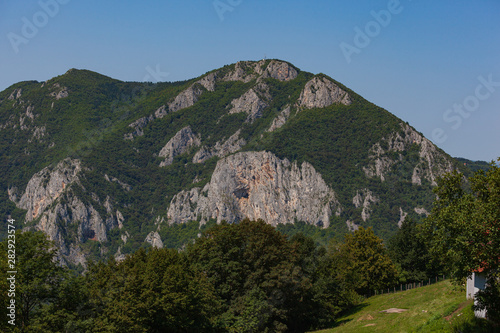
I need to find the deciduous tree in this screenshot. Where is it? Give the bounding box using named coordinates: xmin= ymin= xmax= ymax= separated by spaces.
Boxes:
xmin=329 ymin=226 xmax=398 ymax=295
xmin=425 ymin=160 xmax=500 ymax=323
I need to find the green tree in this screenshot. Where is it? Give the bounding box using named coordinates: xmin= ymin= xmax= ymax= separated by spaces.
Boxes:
xmin=0 ymin=230 xmax=65 ymax=331
xmin=387 ymin=218 xmax=442 ymax=283
xmin=424 ymin=160 xmax=500 ymax=323
xmin=30 ymin=273 xmax=94 ymax=332
xmin=86 ymin=247 xmax=219 ymax=332
xmin=187 ymin=219 xmax=320 ymax=332
xmin=293 ymin=233 xmax=360 ymax=328
xmin=329 ymin=226 xmax=398 ymax=295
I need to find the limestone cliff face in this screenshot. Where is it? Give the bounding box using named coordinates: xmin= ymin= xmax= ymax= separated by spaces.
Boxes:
xmin=267 ymin=106 xmax=291 ymax=132
xmin=197 ymin=72 xmax=218 ymax=91
xmin=166 ymin=71 xmax=219 ymax=113
xmin=18 ymin=158 xmax=82 ymax=221
xmin=8 ymin=88 xmax=23 ymax=100
xmin=353 ymin=189 xmax=378 ymax=222
xmin=228 ymin=89 xmax=268 ymax=123
xmin=12 ymin=158 xmax=123 ymax=267
xmin=168 ymin=84 xmax=204 ymax=113
xmin=159 ymin=126 xmax=201 ymax=167
xmin=126 ymin=115 xmax=155 ymax=139
xmin=145 ymin=231 xmax=164 ymax=248
xmin=223 ymin=60 xmax=298 ymax=83
xmin=168 ymin=151 xmax=341 ymax=227
xmin=298 ymin=77 xmax=351 ymax=109
xmin=414 ymin=207 xmax=429 ymax=216
xmin=259 ymin=60 xmax=298 ymax=81
xmin=398 ymin=207 xmax=408 ymax=228
xmin=125 ymin=70 xmax=218 ymax=141
xmin=33 ymin=189 xmax=119 ymax=267
xmin=192 ymin=130 xmax=246 ymax=164
xmin=2 ymin=59 xmax=466 ymax=266
xmin=363 ymin=123 xmax=454 ymax=185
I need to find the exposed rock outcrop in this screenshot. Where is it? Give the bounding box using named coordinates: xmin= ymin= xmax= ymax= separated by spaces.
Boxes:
xmin=228 ymin=89 xmax=267 ymax=123
xmin=33 ymin=190 xmax=114 ymax=267
xmin=114 ymin=247 xmax=127 ymax=262
xmin=223 ymin=60 xmax=298 ymax=83
xmin=8 ymin=88 xmax=22 ymax=100
xmin=267 ymin=106 xmax=291 ymax=132
xmin=353 ymin=189 xmax=378 ymax=222
xmin=259 ymin=60 xmax=298 ymax=81
xmin=198 ymin=72 xmax=218 ymax=91
xmin=168 ymin=84 xmax=204 ymax=113
xmin=192 ymin=130 xmax=246 ymax=164
xmin=20 ymin=105 xmax=36 ymax=131
xmin=145 ymin=231 xmax=164 ymax=248
xmin=346 ymin=220 xmax=360 ymax=232
xmin=414 ymin=207 xmax=430 ymax=216
xmin=17 ymin=158 xmax=82 ymax=221
xmin=169 ymin=151 xmax=341 ymax=227
xmin=363 ymin=123 xmax=454 ymax=185
xmin=154 ymin=105 xmax=168 ymax=118
xmin=298 ymin=76 xmax=351 ymax=109
xmin=49 ymin=83 xmax=69 ymax=100
xmin=412 ymin=137 xmax=454 ymax=186
xmin=124 ymin=105 xmax=169 ymax=140
xmin=104 ymin=174 xmax=132 ymax=191
xmin=159 ymin=126 xmax=201 ymax=167
xmin=223 ymin=61 xmax=258 ymax=83
xmin=165 ymin=71 xmax=221 ymax=113
xmin=125 ymin=60 xmax=295 ymax=140
xmin=398 ymin=207 xmax=408 ymax=228
xmin=126 ymin=115 xmax=154 ymax=138
xmin=11 ymin=158 xmax=126 ymax=267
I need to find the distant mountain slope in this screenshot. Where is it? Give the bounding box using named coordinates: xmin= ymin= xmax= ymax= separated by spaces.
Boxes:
xmin=454 ymin=157 xmax=491 ymax=173
xmin=0 ymin=60 xmax=467 ymax=267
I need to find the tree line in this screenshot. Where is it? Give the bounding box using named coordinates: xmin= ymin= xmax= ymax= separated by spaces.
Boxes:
xmin=1 ymin=159 xmax=499 ymax=332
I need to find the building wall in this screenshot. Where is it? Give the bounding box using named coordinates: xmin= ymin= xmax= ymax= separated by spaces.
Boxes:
xmin=466 ymin=272 xmax=487 ymax=319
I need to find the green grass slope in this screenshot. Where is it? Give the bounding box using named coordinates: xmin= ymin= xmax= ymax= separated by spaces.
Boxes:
xmin=311 ymin=280 xmax=495 ymax=333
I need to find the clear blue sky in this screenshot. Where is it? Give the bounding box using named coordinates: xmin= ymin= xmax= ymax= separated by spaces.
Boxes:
xmin=1 ymin=0 xmax=499 ymax=161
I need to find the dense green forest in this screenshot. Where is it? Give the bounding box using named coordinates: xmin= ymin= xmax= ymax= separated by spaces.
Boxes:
xmin=0 ymin=221 xmax=399 ymax=332
xmin=2 ymin=159 xmax=500 ymax=331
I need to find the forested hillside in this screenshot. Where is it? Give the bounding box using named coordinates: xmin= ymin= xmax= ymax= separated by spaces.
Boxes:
xmin=0 ymin=60 xmax=470 ymax=268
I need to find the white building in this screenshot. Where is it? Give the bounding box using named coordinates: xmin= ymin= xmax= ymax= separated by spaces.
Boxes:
xmin=466 ymin=270 xmax=487 ymax=319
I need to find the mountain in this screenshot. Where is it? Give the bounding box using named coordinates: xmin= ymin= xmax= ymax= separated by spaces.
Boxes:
xmin=0 ymin=60 xmax=469 ymax=268
xmin=454 ymin=157 xmax=491 ymax=173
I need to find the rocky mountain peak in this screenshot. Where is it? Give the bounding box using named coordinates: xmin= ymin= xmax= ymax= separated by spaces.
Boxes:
xmin=298 ymin=76 xmax=351 ymax=109
xmin=258 ymin=60 xmax=298 ymax=81
xmin=222 ymin=59 xmax=298 ymax=83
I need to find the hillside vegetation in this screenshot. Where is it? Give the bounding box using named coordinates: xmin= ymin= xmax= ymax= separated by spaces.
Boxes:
xmin=312 ymin=280 xmax=494 ymax=333
xmin=0 ymin=59 xmax=478 ymax=267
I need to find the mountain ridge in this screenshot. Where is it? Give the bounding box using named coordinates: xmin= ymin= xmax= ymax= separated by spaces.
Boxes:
xmin=0 ymin=59 xmax=477 ymax=268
